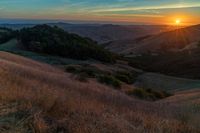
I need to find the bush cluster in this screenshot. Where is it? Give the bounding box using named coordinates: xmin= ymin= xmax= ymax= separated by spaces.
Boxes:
xmin=127 ymin=88 xmax=172 ymax=101
xmin=66 ymin=65 xmax=122 ymax=88
xmin=114 ymin=71 xmax=139 ymax=84
xmin=97 ymin=75 xmax=121 ymax=89
xmin=66 ymin=65 xmax=101 ymax=78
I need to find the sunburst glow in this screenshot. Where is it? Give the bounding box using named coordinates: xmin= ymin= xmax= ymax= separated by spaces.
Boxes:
xmin=175 ymin=19 xmax=181 ymax=25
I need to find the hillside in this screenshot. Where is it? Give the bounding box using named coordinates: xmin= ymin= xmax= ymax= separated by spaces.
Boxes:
xmin=107 ymin=24 xmax=200 ymax=54
xmin=0 ymin=51 xmax=200 ymax=133
xmin=0 ymin=25 xmax=115 ymax=63
xmin=110 ymin=24 xmax=200 ymax=79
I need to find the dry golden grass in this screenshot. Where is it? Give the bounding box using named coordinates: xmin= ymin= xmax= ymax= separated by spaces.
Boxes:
xmin=164 ymin=89 xmax=200 ymax=103
xmin=0 ymin=51 xmax=199 ymax=133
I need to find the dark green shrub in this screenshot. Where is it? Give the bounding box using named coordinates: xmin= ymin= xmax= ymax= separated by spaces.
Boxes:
xmin=97 ymin=75 xmax=121 ymax=88
xmin=114 ymin=71 xmax=139 ymax=84
xmin=66 ymin=65 xmax=103 ymax=78
xmin=115 ymin=74 xmax=130 ymax=84
xmin=65 ymin=66 xmax=79 ymax=73
xmin=126 ymin=88 xmax=172 ymax=101
xmin=80 ymin=66 xmax=101 ymax=78
xmin=75 ymin=73 xmax=88 ymax=82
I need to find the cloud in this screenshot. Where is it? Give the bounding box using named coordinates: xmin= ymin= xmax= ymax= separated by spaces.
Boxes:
xmin=91 ymin=3 xmax=200 ymax=13
xmin=102 ymin=13 xmax=164 ymax=18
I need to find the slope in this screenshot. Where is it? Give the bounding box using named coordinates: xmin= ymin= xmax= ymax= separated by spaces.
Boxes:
xmin=107 ymin=24 xmax=200 ymax=54
xmin=0 ymin=51 xmax=199 ymax=132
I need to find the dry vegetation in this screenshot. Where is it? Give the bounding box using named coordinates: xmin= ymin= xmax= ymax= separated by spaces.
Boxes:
xmin=0 ymin=51 xmax=200 ymax=133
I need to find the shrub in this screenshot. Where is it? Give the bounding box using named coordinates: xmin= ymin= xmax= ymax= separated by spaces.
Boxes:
xmin=126 ymin=88 xmax=172 ymax=101
xmin=114 ymin=71 xmax=139 ymax=84
xmin=97 ymin=75 xmax=121 ymax=88
xmin=65 ymin=65 xmax=102 ymax=78
xmin=80 ymin=66 xmax=100 ymax=78
xmin=75 ymin=72 xmax=88 ymax=82
xmin=115 ymin=74 xmax=130 ymax=84
xmin=65 ymin=66 xmax=79 ymax=73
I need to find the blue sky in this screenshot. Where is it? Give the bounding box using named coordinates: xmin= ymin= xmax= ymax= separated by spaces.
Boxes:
xmin=0 ymin=0 xmax=200 ymax=24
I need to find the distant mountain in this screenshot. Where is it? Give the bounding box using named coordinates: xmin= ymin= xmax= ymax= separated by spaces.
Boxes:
xmin=0 ymin=23 xmax=169 ymax=44
xmin=0 ymin=23 xmax=35 ymax=30
xmin=52 ymin=23 xmax=169 ymax=44
xmin=107 ymin=24 xmax=200 ymax=54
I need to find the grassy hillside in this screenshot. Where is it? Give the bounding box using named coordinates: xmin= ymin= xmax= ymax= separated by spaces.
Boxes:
xmin=0 ymin=51 xmax=200 ymax=133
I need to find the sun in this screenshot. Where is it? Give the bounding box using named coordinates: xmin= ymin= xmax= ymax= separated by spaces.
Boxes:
xmin=175 ymin=19 xmax=181 ymax=25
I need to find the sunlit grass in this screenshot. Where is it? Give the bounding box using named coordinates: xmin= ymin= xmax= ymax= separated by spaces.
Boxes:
xmin=0 ymin=51 xmax=199 ymax=132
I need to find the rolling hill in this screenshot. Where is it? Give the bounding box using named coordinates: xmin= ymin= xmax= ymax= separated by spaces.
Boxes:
xmin=0 ymin=51 xmax=200 ymax=133
xmin=0 ymin=23 xmax=169 ymax=44
xmin=0 ymin=25 xmax=115 ymax=63
xmin=53 ymin=23 xmax=169 ymax=44
xmin=106 ymin=24 xmax=200 ymax=54
xmin=107 ymin=24 xmax=200 ymax=80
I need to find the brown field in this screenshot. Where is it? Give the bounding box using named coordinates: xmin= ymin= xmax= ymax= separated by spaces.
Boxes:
xmin=0 ymin=51 xmax=200 ymax=133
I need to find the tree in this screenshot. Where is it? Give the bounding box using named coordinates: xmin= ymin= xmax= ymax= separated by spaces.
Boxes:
xmin=17 ymin=25 xmax=115 ymax=63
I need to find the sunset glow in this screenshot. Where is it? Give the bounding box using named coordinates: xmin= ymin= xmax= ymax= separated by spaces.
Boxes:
xmin=0 ymin=0 xmax=200 ymax=25
xmin=175 ymin=19 xmax=181 ymax=25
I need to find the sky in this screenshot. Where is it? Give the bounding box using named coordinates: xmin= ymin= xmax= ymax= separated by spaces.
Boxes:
xmin=0 ymin=0 xmax=200 ymax=25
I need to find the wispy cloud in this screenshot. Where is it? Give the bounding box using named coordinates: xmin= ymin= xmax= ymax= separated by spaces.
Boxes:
xmin=101 ymin=14 xmax=164 ymax=18
xmin=91 ymin=3 xmax=200 ymax=13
